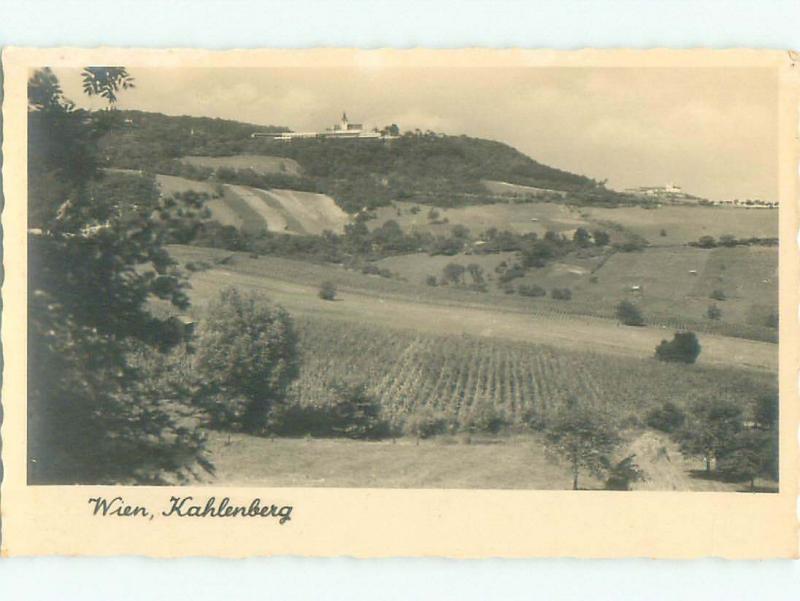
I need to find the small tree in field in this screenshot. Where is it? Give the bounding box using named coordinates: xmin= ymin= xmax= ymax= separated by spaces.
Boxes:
xmin=707 ymin=303 xmax=722 ymax=320
xmin=716 ymin=429 xmax=775 ymax=490
xmin=195 ymin=287 xmax=299 ymax=432
xmin=318 ymin=280 xmax=337 ymax=301
xmin=615 ymin=300 xmax=644 ymax=326
xmin=544 ymin=400 xmax=622 ymax=490
xmin=655 ymin=332 xmax=701 ymax=364
xmin=678 ymin=398 xmax=742 ymax=472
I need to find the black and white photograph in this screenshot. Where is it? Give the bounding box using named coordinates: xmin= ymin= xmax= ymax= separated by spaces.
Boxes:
xmin=24 ymin=59 xmax=782 ymax=494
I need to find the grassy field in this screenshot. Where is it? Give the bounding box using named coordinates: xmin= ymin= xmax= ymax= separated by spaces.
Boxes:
xmin=370 ymin=200 xmax=586 ymax=237
xmin=204 ymin=430 xmax=774 ymax=492
xmin=166 ymin=245 xmax=778 ymax=372
xmin=180 ymin=154 xmax=303 ymax=176
xmin=374 ymin=245 xmax=777 ymax=340
xmin=581 ymin=204 xmax=777 ymax=245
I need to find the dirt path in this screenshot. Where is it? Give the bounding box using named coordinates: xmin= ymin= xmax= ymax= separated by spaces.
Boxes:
xmin=189 ymin=268 xmax=777 ymax=372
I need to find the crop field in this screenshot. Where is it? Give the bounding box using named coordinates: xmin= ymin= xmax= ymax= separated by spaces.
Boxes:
xmin=582 ymin=204 xmax=777 ymax=245
xmin=179 ymin=154 xmax=303 ymax=176
xmin=156 ymin=175 xmax=348 ymax=235
xmin=290 ymin=316 xmax=774 ymax=426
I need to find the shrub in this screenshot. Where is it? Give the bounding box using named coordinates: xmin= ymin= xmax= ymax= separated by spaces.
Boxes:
xmin=709 ymin=289 xmax=726 ymax=301
xmin=655 ymin=331 xmax=701 ymax=364
xmin=707 ymin=303 xmax=722 ymax=320
xmin=462 ymin=402 xmax=509 ymax=434
xmin=645 ymin=401 xmax=686 ymax=433
xmin=696 ymin=235 xmax=717 ymax=249
xmin=318 ymin=281 xmax=337 ymax=301
xmin=659 ymin=228 xmax=667 ymax=237
xmin=605 ymin=454 xmax=645 ymax=491
xmin=424 ymin=274 xmax=438 ymax=287
xmin=615 ymin=300 xmax=644 ymax=326
xmin=194 ymin=287 xmax=299 ymax=432
xmin=403 ymin=407 xmax=452 ymax=442
xmin=518 ymin=283 xmax=547 ymax=297
xmin=327 ymin=382 xmax=390 ymax=440
xmin=551 ymin=287 xmax=573 ymax=301
xmin=593 ymin=230 xmax=610 ymax=246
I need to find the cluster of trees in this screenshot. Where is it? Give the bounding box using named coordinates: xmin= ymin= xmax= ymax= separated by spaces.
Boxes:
xmin=690 ymin=234 xmax=779 ymax=249
xmin=647 ymin=394 xmax=778 ymax=490
xmin=429 ymin=262 xmax=487 ymax=290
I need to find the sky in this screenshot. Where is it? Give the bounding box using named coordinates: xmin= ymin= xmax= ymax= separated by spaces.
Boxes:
xmin=54 ymin=66 xmax=778 ymax=201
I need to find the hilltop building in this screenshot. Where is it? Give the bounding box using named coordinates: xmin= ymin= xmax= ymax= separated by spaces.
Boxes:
xmin=252 ymin=112 xmax=398 ymax=141
xmin=623 ymin=182 xmax=704 ymax=204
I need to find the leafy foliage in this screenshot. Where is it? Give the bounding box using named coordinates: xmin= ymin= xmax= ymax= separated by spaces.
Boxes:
xmin=544 ymin=400 xmax=622 ymax=490
xmin=645 ymin=401 xmax=686 ymax=433
xmin=318 ymin=280 xmax=337 ymax=301
xmin=27 ymin=67 xmax=213 ymax=484
xmin=655 ymin=332 xmax=701 ymax=364
xmin=194 ymin=287 xmax=300 ymax=432
xmin=615 ymin=300 xmax=644 ymax=326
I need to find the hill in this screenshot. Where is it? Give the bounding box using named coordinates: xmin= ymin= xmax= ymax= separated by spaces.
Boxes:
xmin=156 ymin=174 xmax=348 ymax=235
xmin=97 ymin=110 xmax=616 ymax=212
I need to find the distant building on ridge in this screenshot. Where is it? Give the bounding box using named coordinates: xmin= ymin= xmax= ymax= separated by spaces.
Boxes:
xmin=251 ymin=112 xmax=398 ymax=141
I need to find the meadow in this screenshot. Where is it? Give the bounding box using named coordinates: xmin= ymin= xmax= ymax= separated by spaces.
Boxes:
xmin=204 ymin=428 xmax=769 ymax=491
xmin=180 ymin=154 xmax=303 ymax=176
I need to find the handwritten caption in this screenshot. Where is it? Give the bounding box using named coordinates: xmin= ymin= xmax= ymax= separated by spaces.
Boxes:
xmin=88 ymin=496 xmax=293 ymax=524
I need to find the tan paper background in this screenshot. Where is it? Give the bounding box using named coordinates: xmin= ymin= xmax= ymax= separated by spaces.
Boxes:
xmin=2 ymin=47 xmax=798 ymax=558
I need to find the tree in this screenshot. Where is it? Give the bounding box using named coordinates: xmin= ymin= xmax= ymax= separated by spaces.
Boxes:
xmin=592 ymin=230 xmax=610 ymax=246
xmin=572 ymin=227 xmax=591 ymax=247
xmin=753 ymin=393 xmax=779 ymax=430
xmin=442 ymin=263 xmax=466 ymax=285
xmin=615 ymin=300 xmax=644 ymax=326
xmin=194 ymin=287 xmax=299 ymax=432
xmin=678 ymin=398 xmax=742 ymax=472
xmin=27 ymin=67 xmax=210 ymax=484
xmin=403 ymin=407 xmax=451 ymax=444
xmin=645 ymin=401 xmax=686 ymax=433
xmin=716 ymin=429 xmax=775 ymax=490
xmin=544 ymin=400 xmax=622 ymax=490
xmin=707 ymin=303 xmax=722 ymax=320
xmin=319 ymin=280 xmax=337 ymax=301
xmin=655 ymin=332 xmax=701 ymax=364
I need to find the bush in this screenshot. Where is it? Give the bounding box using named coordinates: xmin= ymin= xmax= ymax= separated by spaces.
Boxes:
xmin=462 ymin=402 xmax=509 ymax=434
xmin=615 ymin=300 xmax=644 ymax=326
xmin=709 ymin=289 xmax=726 ymax=301
xmin=403 ymin=407 xmax=453 ymax=442
xmin=551 ymin=287 xmax=572 ymax=301
xmin=424 ymin=274 xmax=438 ymax=287
xmin=655 ymin=331 xmax=701 ymax=364
xmin=518 ymin=283 xmax=547 ymax=297
xmin=194 ymin=287 xmax=299 ymax=432
xmin=645 ymin=401 xmax=686 ymax=433
xmin=318 ymin=280 xmax=337 ymax=301
xmin=327 ymin=382 xmax=390 ymax=440
xmin=605 ymin=454 xmax=645 ymax=491
xmin=707 ymin=303 xmax=722 ymax=320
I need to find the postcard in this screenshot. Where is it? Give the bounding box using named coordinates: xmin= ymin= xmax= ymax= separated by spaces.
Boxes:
xmin=1 ymin=48 xmax=797 ymax=557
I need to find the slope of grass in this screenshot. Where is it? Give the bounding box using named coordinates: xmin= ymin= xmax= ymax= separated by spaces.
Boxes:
xmin=180 ymin=154 xmax=302 ymax=176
